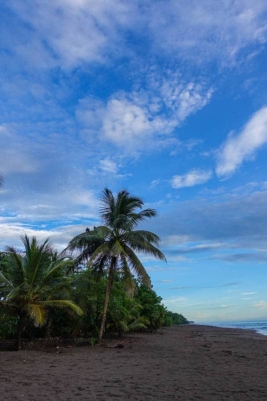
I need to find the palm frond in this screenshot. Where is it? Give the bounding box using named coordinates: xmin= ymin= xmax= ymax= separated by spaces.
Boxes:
xmin=66 ymin=228 xmax=106 ymax=265
xmin=123 ymin=230 xmax=161 ymax=246
xmin=5 ymin=246 xmax=26 ymax=287
xmin=88 ymin=242 xmax=112 ymax=264
xmin=121 ymin=245 xmax=151 ymax=287
xmin=0 ymin=270 xmax=13 ymax=288
xmin=0 ymin=300 xmax=18 ymax=311
xmin=111 ymin=240 xmax=127 ymax=256
xmin=20 ymin=235 xmax=52 ymax=288
xmin=25 ymin=303 xmax=46 ymax=326
xmin=45 ymin=258 xmax=74 ymax=279
xmin=122 ymin=235 xmax=166 ymax=263
xmin=100 ymin=188 xmax=115 ymax=226
xmin=128 ymin=316 xmax=150 ymax=331
xmin=128 ymin=209 xmax=157 ymax=228
xmin=40 ymin=300 xmax=83 ymax=316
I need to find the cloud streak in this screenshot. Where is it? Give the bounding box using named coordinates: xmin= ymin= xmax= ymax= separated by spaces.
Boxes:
xmin=216 ymin=107 xmax=267 ymax=178
xmin=170 ymin=282 xmax=240 ymax=290
xmin=148 ymin=0 xmax=267 ymax=65
xmin=6 ymin=0 xmax=137 ymax=69
xmin=146 ymin=184 xmax=267 ymax=251
xmin=171 ymin=169 xmax=213 ymax=189
xmin=5 ymin=1 xmax=267 ymax=71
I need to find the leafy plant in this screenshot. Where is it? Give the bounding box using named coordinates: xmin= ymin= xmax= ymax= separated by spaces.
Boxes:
xmin=0 ymin=235 xmax=83 ymax=349
xmin=67 ymin=188 xmax=166 ymax=341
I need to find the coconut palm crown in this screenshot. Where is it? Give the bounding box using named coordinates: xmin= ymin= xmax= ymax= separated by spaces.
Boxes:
xmin=67 ymin=188 xmax=166 ymax=340
xmin=0 ymin=235 xmax=83 ymax=349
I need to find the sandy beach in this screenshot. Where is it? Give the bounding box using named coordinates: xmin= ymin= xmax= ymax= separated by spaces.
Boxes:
xmin=1 ymin=325 xmax=267 ymax=400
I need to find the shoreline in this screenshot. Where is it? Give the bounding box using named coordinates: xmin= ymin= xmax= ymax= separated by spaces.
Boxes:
xmin=189 ymin=323 xmax=267 ymax=339
xmin=1 ymin=325 xmax=267 ymax=400
xmin=194 ymin=321 xmax=267 ymax=337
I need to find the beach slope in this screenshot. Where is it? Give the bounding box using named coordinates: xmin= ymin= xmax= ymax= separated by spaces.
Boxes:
xmin=1 ymin=325 xmax=267 ymax=400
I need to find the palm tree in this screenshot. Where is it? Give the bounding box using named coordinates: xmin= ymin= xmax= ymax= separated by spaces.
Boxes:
xmin=0 ymin=235 xmax=83 ymax=350
xmin=67 ymin=188 xmax=166 ymax=341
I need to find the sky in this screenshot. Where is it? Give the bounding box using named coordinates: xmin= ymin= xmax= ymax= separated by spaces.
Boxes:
xmin=1 ymin=0 xmax=267 ymax=323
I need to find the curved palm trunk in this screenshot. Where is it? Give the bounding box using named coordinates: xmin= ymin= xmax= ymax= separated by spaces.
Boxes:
xmin=16 ymin=313 xmax=24 ymax=351
xmin=98 ymin=257 xmax=116 ymax=341
xmin=46 ymin=313 xmax=53 ymax=339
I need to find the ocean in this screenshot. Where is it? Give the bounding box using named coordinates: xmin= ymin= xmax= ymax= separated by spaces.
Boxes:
xmin=207 ymin=320 xmax=267 ymax=336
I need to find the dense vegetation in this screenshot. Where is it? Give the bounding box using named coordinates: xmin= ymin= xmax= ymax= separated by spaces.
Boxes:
xmin=0 ymin=189 xmax=189 ymax=349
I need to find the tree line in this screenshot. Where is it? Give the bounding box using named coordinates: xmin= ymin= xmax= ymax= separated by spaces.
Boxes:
xmin=0 ymin=188 xmax=189 ymax=350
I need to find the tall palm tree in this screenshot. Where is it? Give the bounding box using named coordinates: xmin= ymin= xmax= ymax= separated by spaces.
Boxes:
xmin=67 ymin=188 xmax=166 ymax=341
xmin=0 ymin=235 xmax=83 ymax=349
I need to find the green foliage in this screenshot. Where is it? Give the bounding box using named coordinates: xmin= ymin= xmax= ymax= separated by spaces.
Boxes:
xmin=135 ymin=285 xmax=165 ymax=331
xmin=0 ymin=190 xmax=190 ymax=346
xmin=0 ymin=235 xmax=83 ymax=348
xmin=66 ymin=188 xmax=166 ymax=341
xmin=0 ymin=253 xmax=189 ymax=342
xmin=0 ymin=311 xmax=18 ymax=339
xmin=163 ymin=311 xmax=189 ymax=326
xmin=0 ymin=252 xmax=11 ymax=280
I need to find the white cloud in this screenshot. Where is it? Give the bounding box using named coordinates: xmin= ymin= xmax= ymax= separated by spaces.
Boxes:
xmin=102 ymin=97 xmax=158 ymax=149
xmin=242 ymin=292 xmax=256 ymax=295
xmin=163 ymin=296 xmax=187 ymax=304
xmin=161 ymin=235 xmax=192 ymax=247
xmin=0 ymin=224 xmax=58 ymax=250
xmin=148 ymin=0 xmax=267 ymax=65
xmin=150 ymin=179 xmax=161 ymax=188
xmin=8 ymin=0 xmax=137 ymax=69
xmin=78 ymin=76 xmax=213 ymax=153
xmin=171 ymin=169 xmax=213 ymax=188
xmin=6 ymin=1 xmax=267 ymax=71
xmin=216 ymin=107 xmax=267 ymax=178
xmin=99 ymin=159 xmax=118 ymax=174
xmin=0 ymin=223 xmax=93 ymax=251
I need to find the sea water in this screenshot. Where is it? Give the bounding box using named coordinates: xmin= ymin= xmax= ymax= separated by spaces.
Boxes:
xmin=207 ymin=320 xmax=267 ymax=336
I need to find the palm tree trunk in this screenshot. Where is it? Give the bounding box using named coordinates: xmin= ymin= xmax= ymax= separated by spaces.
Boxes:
xmin=46 ymin=313 xmax=52 ymax=339
xmin=98 ymin=258 xmax=115 ymax=341
xmin=16 ymin=314 xmax=23 ymax=351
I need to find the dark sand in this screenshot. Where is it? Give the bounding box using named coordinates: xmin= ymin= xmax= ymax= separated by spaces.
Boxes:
xmin=1 ymin=325 xmax=267 ymax=400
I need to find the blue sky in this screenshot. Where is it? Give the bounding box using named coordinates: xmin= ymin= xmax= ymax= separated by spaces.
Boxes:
xmin=1 ymin=0 xmax=267 ymax=323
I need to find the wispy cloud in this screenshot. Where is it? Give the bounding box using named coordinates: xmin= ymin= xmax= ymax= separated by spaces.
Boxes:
xmin=254 ymin=301 xmax=267 ymax=309
xmin=6 ymin=0 xmax=137 ymax=69
xmin=78 ymin=76 xmax=213 ymax=154
xmin=170 ymin=282 xmax=240 ymax=290
xmin=168 ymin=243 xmax=227 ymax=255
xmin=147 ymin=186 xmax=267 ymax=248
xmin=211 ymin=252 xmax=267 ymax=263
xmin=150 ymin=179 xmax=161 ymax=188
xmin=171 ymin=169 xmax=213 ymax=189
xmin=163 ymin=296 xmax=187 ymax=304
xmin=5 ymin=1 xmax=267 ymax=72
xmin=216 ymin=107 xmax=267 ymax=178
xmin=242 ymin=292 xmax=256 ymax=296
xmin=148 ymin=0 xmax=267 ymax=65
xmin=99 ymin=159 xmax=119 ymax=174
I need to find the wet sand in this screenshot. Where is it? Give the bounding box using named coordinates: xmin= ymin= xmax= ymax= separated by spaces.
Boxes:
xmin=1 ymin=325 xmax=267 ymax=400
